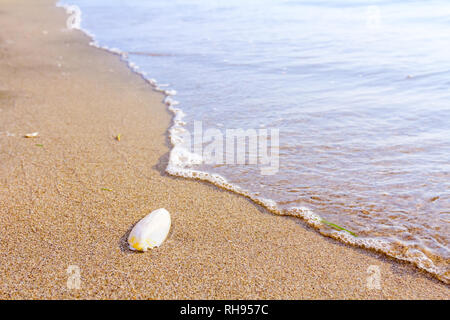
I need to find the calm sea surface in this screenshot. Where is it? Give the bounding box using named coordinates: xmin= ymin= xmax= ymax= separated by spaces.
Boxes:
xmin=60 ymin=0 xmax=450 ymax=281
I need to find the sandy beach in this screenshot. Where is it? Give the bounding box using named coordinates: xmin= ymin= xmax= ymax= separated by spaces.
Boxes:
xmin=0 ymin=0 xmax=448 ymax=299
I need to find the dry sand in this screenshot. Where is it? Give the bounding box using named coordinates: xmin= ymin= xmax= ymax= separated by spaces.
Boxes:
xmin=0 ymin=0 xmax=448 ymax=299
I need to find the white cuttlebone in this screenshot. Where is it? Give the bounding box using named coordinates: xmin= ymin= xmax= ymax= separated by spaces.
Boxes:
xmin=128 ymin=208 xmax=171 ymax=251
xmin=24 ymin=132 xmax=39 ymax=138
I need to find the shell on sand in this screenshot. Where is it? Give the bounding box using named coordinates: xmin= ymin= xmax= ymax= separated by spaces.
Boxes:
xmin=24 ymin=132 xmax=39 ymax=138
xmin=128 ymin=208 xmax=171 ymax=252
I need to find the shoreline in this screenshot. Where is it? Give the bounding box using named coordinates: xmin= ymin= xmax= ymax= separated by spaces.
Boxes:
xmin=59 ymin=1 xmax=449 ymax=283
xmin=0 ymin=0 xmax=448 ymax=299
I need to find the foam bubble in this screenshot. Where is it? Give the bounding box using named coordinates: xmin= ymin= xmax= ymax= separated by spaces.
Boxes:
xmin=164 ymin=89 xmax=177 ymax=96
xmin=289 ymin=207 xmax=322 ymax=227
xmin=164 ymin=96 xmax=179 ymax=106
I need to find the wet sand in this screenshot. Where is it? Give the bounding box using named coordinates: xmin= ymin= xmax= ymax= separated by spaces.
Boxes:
xmin=0 ymin=0 xmax=448 ymax=299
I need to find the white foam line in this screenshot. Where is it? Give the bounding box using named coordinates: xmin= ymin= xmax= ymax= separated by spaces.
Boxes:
xmin=56 ymin=1 xmax=448 ymax=284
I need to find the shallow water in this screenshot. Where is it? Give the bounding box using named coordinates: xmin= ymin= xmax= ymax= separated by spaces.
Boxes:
xmin=61 ymin=0 xmax=450 ymax=282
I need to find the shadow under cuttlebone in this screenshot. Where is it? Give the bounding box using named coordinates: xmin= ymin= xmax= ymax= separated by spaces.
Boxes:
xmin=118 ymin=222 xmax=139 ymax=254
